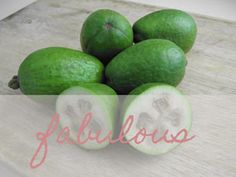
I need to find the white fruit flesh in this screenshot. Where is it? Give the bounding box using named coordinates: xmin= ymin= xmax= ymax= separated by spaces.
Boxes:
xmin=124 ymin=86 xmax=192 ymax=155
xmin=56 ymin=87 xmax=112 ymax=150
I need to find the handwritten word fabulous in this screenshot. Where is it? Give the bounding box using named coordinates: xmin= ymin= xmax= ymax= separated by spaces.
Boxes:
xmin=30 ymin=113 xmax=195 ymax=169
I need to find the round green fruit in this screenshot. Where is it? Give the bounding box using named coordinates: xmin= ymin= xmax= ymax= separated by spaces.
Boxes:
xmin=133 ymin=9 xmax=197 ymax=53
xmin=56 ymin=83 xmax=118 ymax=150
xmin=9 ymin=47 xmax=104 ymax=95
xmin=80 ymin=9 xmax=133 ymax=64
xmin=106 ymin=39 xmax=187 ymax=94
xmin=123 ymin=83 xmax=192 ymax=155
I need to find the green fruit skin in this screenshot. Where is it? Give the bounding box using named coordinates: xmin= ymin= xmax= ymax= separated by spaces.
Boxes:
xmin=80 ymin=9 xmax=133 ymax=64
xmin=18 ymin=47 xmax=104 ymax=95
xmin=106 ymin=39 xmax=187 ymax=94
xmin=133 ymin=9 xmax=197 ymax=53
xmin=61 ymin=83 xmax=118 ymax=130
xmin=129 ymin=83 xmax=165 ymax=95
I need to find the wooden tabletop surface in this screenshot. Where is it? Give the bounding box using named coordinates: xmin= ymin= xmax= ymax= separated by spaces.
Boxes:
xmin=0 ymin=0 xmax=235 ymax=176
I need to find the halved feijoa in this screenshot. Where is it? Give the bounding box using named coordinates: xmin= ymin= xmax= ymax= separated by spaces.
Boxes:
xmin=56 ymin=83 xmax=118 ymax=150
xmin=123 ymin=83 xmax=192 ymax=155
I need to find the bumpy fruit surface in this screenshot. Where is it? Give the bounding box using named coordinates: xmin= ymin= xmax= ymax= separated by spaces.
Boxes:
xmin=133 ymin=9 xmax=197 ymax=52
xmin=16 ymin=47 xmax=104 ymax=95
xmin=80 ymin=9 xmax=133 ymax=64
xmin=106 ymin=39 xmax=187 ymax=94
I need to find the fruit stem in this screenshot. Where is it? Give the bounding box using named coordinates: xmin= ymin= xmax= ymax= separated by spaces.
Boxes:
xmin=8 ymin=75 xmax=20 ymax=90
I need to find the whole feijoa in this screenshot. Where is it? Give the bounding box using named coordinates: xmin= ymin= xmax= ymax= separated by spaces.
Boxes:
xmin=80 ymin=9 xmax=133 ymax=64
xmin=106 ymin=39 xmax=187 ymax=94
xmin=8 ymin=47 xmax=104 ymax=95
xmin=133 ymin=9 xmax=197 ymax=53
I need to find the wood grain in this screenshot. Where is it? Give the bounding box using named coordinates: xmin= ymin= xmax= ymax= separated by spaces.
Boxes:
xmin=0 ymin=0 xmax=236 ymax=177
xmin=0 ymin=0 xmax=236 ymax=95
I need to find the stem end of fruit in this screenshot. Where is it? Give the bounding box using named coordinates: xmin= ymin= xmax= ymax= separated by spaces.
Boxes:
xmin=8 ymin=75 xmax=20 ymax=90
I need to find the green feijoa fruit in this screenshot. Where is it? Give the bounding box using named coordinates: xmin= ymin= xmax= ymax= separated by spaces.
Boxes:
xmin=133 ymin=9 xmax=197 ymax=53
xmin=80 ymin=9 xmax=133 ymax=64
xmin=8 ymin=47 xmax=104 ymax=95
xmin=106 ymin=39 xmax=187 ymax=94
xmin=56 ymin=83 xmax=118 ymax=150
xmin=123 ymin=83 xmax=192 ymax=155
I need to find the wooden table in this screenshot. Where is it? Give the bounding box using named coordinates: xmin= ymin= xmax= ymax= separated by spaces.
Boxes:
xmin=0 ymin=0 xmax=236 ymax=176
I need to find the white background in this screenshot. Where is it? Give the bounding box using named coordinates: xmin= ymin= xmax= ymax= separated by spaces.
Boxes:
xmin=0 ymin=0 xmax=36 ymax=20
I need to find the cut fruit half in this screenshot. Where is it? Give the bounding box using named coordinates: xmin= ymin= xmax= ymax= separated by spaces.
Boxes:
xmin=123 ymin=83 xmax=192 ymax=155
xmin=56 ymin=83 xmax=118 ymax=150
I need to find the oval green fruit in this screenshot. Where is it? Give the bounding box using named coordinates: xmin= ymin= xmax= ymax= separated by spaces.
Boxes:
xmin=133 ymin=9 xmax=197 ymax=53
xmin=13 ymin=47 xmax=104 ymax=95
xmin=106 ymin=39 xmax=187 ymax=94
xmin=80 ymin=9 xmax=133 ymax=64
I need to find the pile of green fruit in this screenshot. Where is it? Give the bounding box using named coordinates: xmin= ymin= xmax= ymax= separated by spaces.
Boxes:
xmin=9 ymin=9 xmax=197 ymax=155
